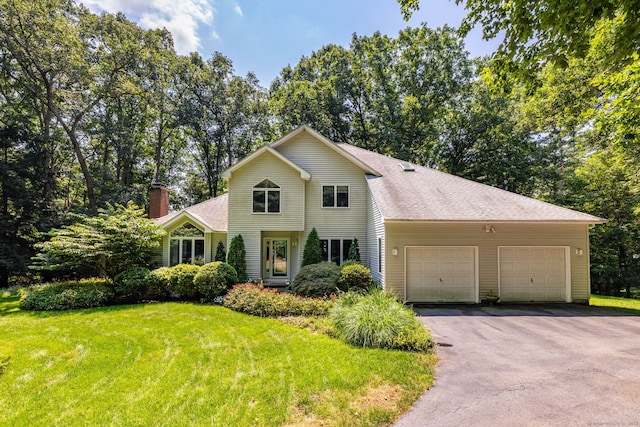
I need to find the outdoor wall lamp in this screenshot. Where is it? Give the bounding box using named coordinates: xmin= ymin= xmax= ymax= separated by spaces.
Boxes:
xmin=575 ymin=248 xmax=583 ymax=255
xmin=485 ymin=225 xmax=495 ymax=233
xmin=392 ymin=248 xmax=398 ymax=256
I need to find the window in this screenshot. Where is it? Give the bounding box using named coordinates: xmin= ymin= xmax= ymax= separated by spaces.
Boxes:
xmin=320 ymin=238 xmax=352 ymax=265
xmin=169 ymin=223 xmax=205 ymax=265
xmin=253 ymin=179 xmax=280 ymax=213
xmin=322 ymin=185 xmax=349 ymax=208
xmin=378 ymin=238 xmax=382 ymax=273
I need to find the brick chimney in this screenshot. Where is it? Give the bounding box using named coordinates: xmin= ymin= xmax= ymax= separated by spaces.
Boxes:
xmin=149 ymin=182 xmax=169 ymax=218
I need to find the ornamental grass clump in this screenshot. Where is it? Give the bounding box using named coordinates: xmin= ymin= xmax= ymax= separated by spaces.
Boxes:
xmin=329 ymin=289 xmax=434 ymax=352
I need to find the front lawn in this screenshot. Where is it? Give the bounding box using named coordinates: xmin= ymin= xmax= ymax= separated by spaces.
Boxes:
xmin=0 ymin=294 xmax=436 ymax=426
xmin=590 ymin=294 xmax=640 ymax=315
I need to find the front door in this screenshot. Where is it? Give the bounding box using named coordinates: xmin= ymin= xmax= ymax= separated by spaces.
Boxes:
xmin=264 ymin=238 xmax=289 ymax=280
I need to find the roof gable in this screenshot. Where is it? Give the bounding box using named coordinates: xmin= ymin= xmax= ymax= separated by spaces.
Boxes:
xmin=221 ymin=146 xmax=310 ymax=180
xmin=270 ymin=125 xmax=381 ymax=176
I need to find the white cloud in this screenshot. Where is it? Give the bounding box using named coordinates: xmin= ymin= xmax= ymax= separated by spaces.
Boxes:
xmin=233 ymin=3 xmax=243 ymax=17
xmin=83 ymin=0 xmax=214 ymax=54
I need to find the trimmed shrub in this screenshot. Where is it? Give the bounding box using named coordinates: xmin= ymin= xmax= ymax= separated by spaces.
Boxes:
xmin=337 ymin=263 xmax=373 ymax=292
xmin=194 ymin=262 xmax=238 ymax=302
xmin=227 ymin=235 xmax=247 ymax=282
xmin=224 ymin=284 xmax=333 ymax=317
xmin=146 ymin=267 xmax=172 ymax=299
xmin=113 ymin=267 xmax=150 ymax=299
xmin=301 ymin=227 xmax=323 ymax=267
xmin=329 ymin=289 xmax=434 ymax=352
xmin=167 ymin=264 xmax=201 ymax=298
xmin=19 ymin=279 xmax=114 ymax=311
xmin=290 ymin=262 xmax=340 ymax=297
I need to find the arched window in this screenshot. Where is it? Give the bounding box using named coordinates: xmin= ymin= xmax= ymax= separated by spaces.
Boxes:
xmin=253 ymin=179 xmax=280 ymax=213
xmin=169 ymin=223 xmax=205 ymax=265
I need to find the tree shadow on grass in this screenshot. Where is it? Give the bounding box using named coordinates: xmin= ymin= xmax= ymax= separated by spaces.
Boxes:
xmin=0 ymin=296 xmax=160 ymax=318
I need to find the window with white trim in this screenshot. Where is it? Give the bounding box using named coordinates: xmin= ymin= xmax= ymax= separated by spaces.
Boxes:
xmin=322 ymin=185 xmax=349 ymax=208
xmin=320 ymin=239 xmax=352 ymax=265
xmin=253 ymin=179 xmax=280 ymax=213
xmin=169 ymin=223 xmax=205 ymax=265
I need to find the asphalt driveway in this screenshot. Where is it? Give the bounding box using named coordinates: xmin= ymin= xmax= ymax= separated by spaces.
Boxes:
xmin=395 ymin=304 xmax=640 ymax=427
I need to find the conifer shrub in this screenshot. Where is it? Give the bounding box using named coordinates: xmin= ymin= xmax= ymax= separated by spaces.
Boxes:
xmin=19 ymin=279 xmax=114 ymax=311
xmin=347 ymin=237 xmax=361 ymax=262
xmin=291 ymin=262 xmax=340 ymax=297
xmin=227 ymin=235 xmax=247 ymax=282
xmin=194 ymin=262 xmax=238 ymax=302
xmin=214 ymin=241 xmax=226 ymax=262
xmin=301 ymin=227 xmax=323 ymax=267
xmin=337 ymin=263 xmax=373 ymax=292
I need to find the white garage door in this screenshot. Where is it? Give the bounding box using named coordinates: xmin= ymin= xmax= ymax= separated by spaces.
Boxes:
xmin=406 ymin=246 xmax=477 ymax=302
xmin=499 ymin=247 xmax=569 ymax=302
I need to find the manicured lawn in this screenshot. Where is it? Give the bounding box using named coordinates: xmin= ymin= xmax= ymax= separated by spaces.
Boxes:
xmin=0 ymin=294 xmax=436 ymax=426
xmin=590 ymin=294 xmax=640 ymax=315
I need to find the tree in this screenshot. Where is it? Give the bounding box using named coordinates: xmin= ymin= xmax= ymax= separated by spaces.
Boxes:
xmin=31 ymin=202 xmax=165 ymax=278
xmin=214 ymin=241 xmax=226 ymax=262
xmin=396 ymin=0 xmax=639 ymax=71
xmin=347 ymin=238 xmax=361 ymax=262
xmin=302 ymin=227 xmax=323 ymax=267
xmin=227 ymin=234 xmax=247 ymax=282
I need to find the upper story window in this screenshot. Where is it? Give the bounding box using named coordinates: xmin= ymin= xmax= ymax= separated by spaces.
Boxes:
xmin=322 ymin=185 xmax=349 ymax=208
xmin=253 ymin=179 xmax=280 ymax=214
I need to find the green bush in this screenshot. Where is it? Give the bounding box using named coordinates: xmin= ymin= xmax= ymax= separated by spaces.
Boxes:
xmin=329 ymin=289 xmax=434 ymax=352
xmin=113 ymin=267 xmax=150 ymax=299
xmin=224 ymin=284 xmax=333 ymax=317
xmin=194 ymin=262 xmax=238 ymax=302
xmin=19 ymin=279 xmax=114 ymax=311
xmin=227 ymin=235 xmax=247 ymax=282
xmin=146 ymin=267 xmax=172 ymax=299
xmin=167 ymin=264 xmax=201 ymax=298
xmin=301 ymin=227 xmax=323 ymax=267
xmin=337 ymin=263 xmax=373 ymax=292
xmin=290 ymin=262 xmax=340 ymax=297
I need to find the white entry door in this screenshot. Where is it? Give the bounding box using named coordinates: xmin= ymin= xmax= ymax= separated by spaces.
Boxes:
xmin=499 ymin=246 xmax=570 ymax=302
xmin=264 ymin=238 xmax=289 ymax=279
xmin=405 ymin=246 xmax=477 ymax=302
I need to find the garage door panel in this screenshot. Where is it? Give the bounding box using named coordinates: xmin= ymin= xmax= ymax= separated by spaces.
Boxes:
xmin=406 ymin=247 xmax=476 ymax=302
xmin=499 ymin=247 xmax=567 ymax=302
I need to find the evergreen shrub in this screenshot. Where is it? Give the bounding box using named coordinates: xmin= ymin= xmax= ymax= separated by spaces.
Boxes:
xmin=290 ymin=262 xmax=340 ymax=297
xmin=19 ymin=279 xmax=114 ymax=311
xmin=194 ymin=262 xmax=238 ymax=302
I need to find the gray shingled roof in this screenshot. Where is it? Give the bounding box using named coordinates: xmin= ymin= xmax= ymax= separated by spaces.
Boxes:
xmin=338 ymin=143 xmax=606 ymax=223
xmin=155 ymin=193 xmax=228 ymax=230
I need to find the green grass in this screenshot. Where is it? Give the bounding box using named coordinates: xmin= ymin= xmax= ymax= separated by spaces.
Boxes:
xmin=590 ymin=294 xmax=640 ymax=315
xmin=0 ymin=295 xmax=436 ymax=426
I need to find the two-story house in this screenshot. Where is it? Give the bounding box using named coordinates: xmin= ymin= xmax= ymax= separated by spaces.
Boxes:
xmin=152 ymin=125 xmax=605 ymax=304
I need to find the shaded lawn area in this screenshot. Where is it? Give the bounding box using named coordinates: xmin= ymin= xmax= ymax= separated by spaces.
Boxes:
xmin=0 ymin=296 xmax=436 ymax=426
xmin=590 ymin=294 xmax=640 ymax=315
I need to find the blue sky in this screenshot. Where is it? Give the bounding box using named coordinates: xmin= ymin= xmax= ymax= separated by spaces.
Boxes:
xmin=84 ymin=0 xmax=500 ymax=86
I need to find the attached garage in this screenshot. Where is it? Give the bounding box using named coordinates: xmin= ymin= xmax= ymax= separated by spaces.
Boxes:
xmin=499 ymin=246 xmax=571 ymax=302
xmin=405 ymin=246 xmax=478 ymax=303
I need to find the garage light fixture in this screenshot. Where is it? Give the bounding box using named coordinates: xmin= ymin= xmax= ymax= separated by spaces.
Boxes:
xmin=485 ymin=225 xmax=495 ymax=233
xmin=575 ymin=248 xmax=583 ymax=255
xmin=392 ymin=248 xmax=398 ymax=256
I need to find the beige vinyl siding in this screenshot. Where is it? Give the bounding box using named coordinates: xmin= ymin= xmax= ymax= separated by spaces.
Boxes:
xmin=384 ymin=222 xmax=591 ymax=302
xmin=227 ymin=150 xmax=305 ymax=280
xmin=275 ymin=134 xmax=368 ymax=267
xmin=367 ymin=188 xmax=385 ymax=283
